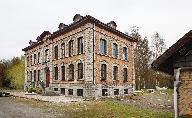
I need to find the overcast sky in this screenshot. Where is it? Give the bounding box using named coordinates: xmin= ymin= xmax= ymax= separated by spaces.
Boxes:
xmin=0 ymin=0 xmax=192 ymax=60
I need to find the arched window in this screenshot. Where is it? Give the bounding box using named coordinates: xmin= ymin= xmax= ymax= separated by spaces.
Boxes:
xmin=123 ymin=68 xmax=128 ymax=81
xmin=112 ymin=43 xmax=118 ymax=58
xmin=101 ymin=64 xmax=107 ymax=80
xmin=69 ymin=40 xmax=73 ymax=57
xmin=78 ymin=37 xmax=83 ymax=54
xmin=78 ymin=63 xmax=83 ymax=80
xmin=69 ymin=64 xmax=74 ymax=80
xmin=45 ymin=49 xmax=49 ymax=62
xmin=61 ymin=43 xmax=65 ymax=58
xmin=100 ymin=39 xmax=107 ymax=55
xmin=122 ymin=47 xmax=127 ymax=60
xmin=113 ymin=65 xmax=118 ymax=80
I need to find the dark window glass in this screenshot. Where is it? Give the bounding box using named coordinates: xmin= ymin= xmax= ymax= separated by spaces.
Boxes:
xmin=124 ymin=89 xmax=128 ymax=94
xmin=123 ymin=68 xmax=128 ymax=81
xmin=54 ymin=88 xmax=58 ymax=91
xmin=78 ymin=37 xmax=83 ymax=54
xmin=123 ymin=47 xmax=127 ymax=60
xmin=102 ymin=89 xmax=108 ymax=96
xmin=45 ymin=49 xmax=49 ymax=62
xmin=54 ymin=46 xmax=58 ymax=59
xmin=69 ymin=64 xmax=74 ymax=80
xmin=113 ymin=66 xmax=118 ymax=80
xmin=78 ymin=63 xmax=83 ymax=80
xmin=30 ymin=55 xmax=32 ymax=65
xmin=113 ymin=43 xmax=118 ymax=58
xmin=61 ymin=43 xmax=65 ymax=58
xmin=77 ymin=89 xmax=83 ymax=96
xmin=69 ymin=40 xmax=73 ymax=57
xmin=100 ymin=39 xmax=107 ymax=55
xmin=27 ymin=56 xmax=29 ymax=67
xmin=54 ymin=67 xmax=58 ymax=80
xmin=68 ymin=89 xmax=73 ymax=95
xmin=114 ymin=89 xmax=119 ymax=95
xmin=34 ymin=70 xmax=36 ymax=81
xmin=61 ymin=66 xmax=65 ymax=81
xmin=37 ymin=52 xmax=40 ymax=63
xmin=61 ymin=88 xmax=65 ymax=95
xmin=30 ymin=71 xmax=32 ymax=81
xmin=38 ymin=70 xmax=40 ymax=81
xmin=34 ymin=54 xmax=36 ymax=64
xmin=101 ymin=64 xmax=107 ymax=80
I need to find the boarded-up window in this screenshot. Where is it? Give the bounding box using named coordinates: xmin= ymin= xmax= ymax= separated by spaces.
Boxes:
xmin=69 ymin=64 xmax=74 ymax=80
xmin=100 ymin=39 xmax=107 ymax=55
xmin=78 ymin=63 xmax=83 ymax=80
xmin=113 ymin=66 xmax=118 ymax=80
xmin=78 ymin=37 xmax=83 ymax=54
xmin=101 ymin=64 xmax=107 ymax=80
xmin=123 ymin=68 xmax=128 ymax=81
xmin=61 ymin=66 xmax=65 ymax=81
xmin=69 ymin=40 xmax=73 ymax=57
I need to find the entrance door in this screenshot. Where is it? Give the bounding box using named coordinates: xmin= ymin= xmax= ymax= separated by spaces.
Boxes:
xmin=46 ymin=68 xmax=50 ymax=87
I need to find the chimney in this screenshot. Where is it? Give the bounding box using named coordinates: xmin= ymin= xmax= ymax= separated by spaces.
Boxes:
xmin=29 ymin=40 xmax=35 ymax=45
xmin=73 ymin=14 xmax=83 ymax=22
xmin=107 ymin=21 xmax=117 ymax=29
xmin=58 ymin=23 xmax=68 ymax=30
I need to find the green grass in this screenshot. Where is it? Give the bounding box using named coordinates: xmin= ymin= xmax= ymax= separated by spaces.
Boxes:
xmin=14 ymin=97 xmax=173 ymax=118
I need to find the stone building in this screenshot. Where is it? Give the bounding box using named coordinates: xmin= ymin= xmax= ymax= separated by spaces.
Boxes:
xmin=152 ymin=30 xmax=192 ymax=117
xmin=22 ymin=14 xmax=137 ymax=98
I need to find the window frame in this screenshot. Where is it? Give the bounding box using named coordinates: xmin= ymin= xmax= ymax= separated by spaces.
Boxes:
xmin=100 ymin=39 xmax=107 ymax=55
xmin=123 ymin=68 xmax=128 ymax=81
xmin=101 ymin=64 xmax=107 ymax=80
xmin=122 ymin=47 xmax=128 ymax=60
xmin=113 ymin=65 xmax=118 ymax=80
xmin=61 ymin=43 xmax=65 ymax=58
xmin=112 ymin=43 xmax=118 ymax=58
xmin=69 ymin=40 xmax=73 ymax=57
xmin=78 ymin=63 xmax=83 ymax=80
xmin=68 ymin=64 xmax=74 ymax=81
xmin=54 ymin=66 xmax=58 ymax=80
xmin=77 ymin=37 xmax=83 ymax=54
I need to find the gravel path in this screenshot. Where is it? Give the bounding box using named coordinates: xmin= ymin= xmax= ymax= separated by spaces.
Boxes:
xmin=0 ymin=97 xmax=63 ymax=118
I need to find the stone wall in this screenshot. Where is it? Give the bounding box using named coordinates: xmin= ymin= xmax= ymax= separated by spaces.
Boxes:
xmin=178 ymin=70 xmax=192 ymax=116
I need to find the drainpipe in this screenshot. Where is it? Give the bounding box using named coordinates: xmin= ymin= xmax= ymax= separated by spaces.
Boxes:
xmin=174 ymin=68 xmax=181 ymax=118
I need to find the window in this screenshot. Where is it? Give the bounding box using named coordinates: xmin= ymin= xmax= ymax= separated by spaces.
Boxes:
xmin=101 ymin=64 xmax=107 ymax=80
xmin=124 ymin=89 xmax=128 ymax=94
xmin=34 ymin=54 xmax=36 ymax=64
xmin=54 ymin=66 xmax=58 ymax=80
xmin=68 ymin=89 xmax=73 ymax=95
xmin=34 ymin=70 xmax=36 ymax=81
xmin=78 ymin=37 xmax=83 ymax=54
xmin=69 ymin=40 xmax=73 ymax=57
xmin=77 ymin=89 xmax=83 ymax=96
xmin=37 ymin=52 xmax=40 ymax=63
xmin=54 ymin=45 xmax=58 ymax=59
xmin=114 ymin=89 xmax=119 ymax=95
xmin=122 ymin=47 xmax=127 ymax=60
xmin=45 ymin=49 xmax=49 ymax=62
xmin=113 ymin=66 xmax=118 ymax=80
xmin=61 ymin=43 xmax=65 ymax=58
xmin=61 ymin=66 xmax=65 ymax=81
xmin=61 ymin=88 xmax=65 ymax=95
xmin=27 ymin=56 xmax=29 ymax=67
xmin=123 ymin=68 xmax=128 ymax=81
xmin=113 ymin=43 xmax=118 ymax=58
xmin=102 ymin=89 xmax=108 ymax=96
xmin=100 ymin=39 xmax=107 ymax=55
xmin=30 ymin=71 xmax=32 ymax=81
xmin=78 ymin=63 xmax=83 ymax=80
xmin=69 ymin=64 xmax=74 ymax=80
xmin=54 ymin=88 xmax=58 ymax=91
xmin=37 ymin=70 xmax=40 ymax=81
xmin=30 ymin=55 xmax=32 ymax=66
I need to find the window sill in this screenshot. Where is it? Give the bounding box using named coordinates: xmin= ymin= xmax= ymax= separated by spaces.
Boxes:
xmin=77 ymin=79 xmax=84 ymax=81
xmin=68 ymin=79 xmax=74 ymax=81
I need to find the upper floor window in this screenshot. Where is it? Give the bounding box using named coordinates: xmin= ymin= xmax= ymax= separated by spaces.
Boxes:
xmin=100 ymin=39 xmax=107 ymax=55
xmin=45 ymin=49 xmax=49 ymax=62
xmin=54 ymin=45 xmax=58 ymax=59
xmin=78 ymin=63 xmax=83 ymax=80
xmin=78 ymin=37 xmax=83 ymax=54
xmin=101 ymin=64 xmax=107 ymax=80
xmin=122 ymin=47 xmax=127 ymax=60
xmin=54 ymin=66 xmax=58 ymax=80
xmin=37 ymin=70 xmax=40 ymax=81
xmin=61 ymin=43 xmax=65 ymax=58
xmin=69 ymin=64 xmax=74 ymax=80
xmin=37 ymin=52 xmax=40 ymax=63
xmin=113 ymin=43 xmax=118 ymax=58
xmin=27 ymin=56 xmax=29 ymax=67
xmin=123 ymin=68 xmax=128 ymax=81
xmin=69 ymin=40 xmax=73 ymax=57
xmin=34 ymin=54 xmax=36 ymax=64
xmin=30 ymin=55 xmax=32 ymax=66
xmin=113 ymin=66 xmax=118 ymax=80
xmin=34 ymin=70 xmax=36 ymax=81
xmin=61 ymin=65 xmax=65 ymax=81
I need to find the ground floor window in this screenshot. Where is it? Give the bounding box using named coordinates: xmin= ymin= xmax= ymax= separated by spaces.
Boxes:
xmin=114 ymin=89 xmax=119 ymax=95
xmin=124 ymin=89 xmax=128 ymax=94
xmin=77 ymin=89 xmax=83 ymax=96
xmin=102 ymin=89 xmax=108 ymax=96
xmin=68 ymin=89 xmax=73 ymax=95
xmin=54 ymin=88 xmax=58 ymax=91
xmin=60 ymin=88 xmax=65 ymax=95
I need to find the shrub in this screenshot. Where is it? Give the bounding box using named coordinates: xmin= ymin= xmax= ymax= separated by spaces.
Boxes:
xmin=36 ymin=88 xmax=43 ymax=94
xmin=28 ymin=87 xmax=36 ymax=93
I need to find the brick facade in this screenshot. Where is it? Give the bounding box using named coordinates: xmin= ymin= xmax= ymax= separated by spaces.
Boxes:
xmin=22 ymin=14 xmax=136 ymax=98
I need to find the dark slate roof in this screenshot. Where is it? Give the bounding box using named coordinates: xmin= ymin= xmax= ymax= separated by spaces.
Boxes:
xmin=151 ymin=30 xmax=192 ymax=75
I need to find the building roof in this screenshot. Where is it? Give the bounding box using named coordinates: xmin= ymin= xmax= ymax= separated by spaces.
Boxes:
xmin=151 ymin=30 xmax=192 ymax=75
xmin=22 ymin=14 xmax=136 ymax=52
